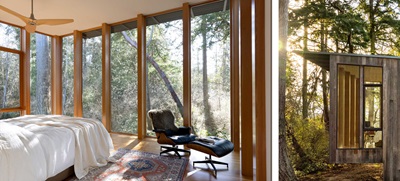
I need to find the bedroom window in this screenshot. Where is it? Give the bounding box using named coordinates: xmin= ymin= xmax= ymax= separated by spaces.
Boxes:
xmin=30 ymin=33 xmax=52 ymax=115
xmin=0 ymin=22 xmax=20 ymax=50
xmin=190 ymin=1 xmax=231 ymax=139
xmin=62 ymin=35 xmax=74 ymax=116
xmin=111 ymin=22 xmax=139 ymax=134
xmin=82 ymin=34 xmax=102 ymax=121
xmin=0 ymin=51 xmax=20 ymax=109
xmin=145 ymin=12 xmax=184 ymax=136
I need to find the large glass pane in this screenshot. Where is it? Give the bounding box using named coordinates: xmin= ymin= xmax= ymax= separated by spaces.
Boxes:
xmin=146 ymin=17 xmax=183 ymax=136
xmin=30 ymin=33 xmax=51 ymax=115
xmin=111 ymin=29 xmax=138 ymax=134
xmin=337 ymin=65 xmax=360 ymax=148
xmin=82 ymin=35 xmax=102 ymax=121
xmin=191 ymin=9 xmax=231 ymax=139
xmin=364 ymin=86 xmax=381 ymax=129
xmin=0 ymin=51 xmax=20 ymax=108
xmin=62 ymin=36 xmax=74 ymax=116
xmin=0 ymin=22 xmax=20 ymax=50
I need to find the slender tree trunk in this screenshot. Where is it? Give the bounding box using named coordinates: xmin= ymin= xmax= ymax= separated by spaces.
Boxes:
xmin=201 ymin=17 xmax=216 ymax=135
xmin=279 ymin=0 xmax=297 ymax=179
xmin=302 ymin=0 xmax=309 ymax=121
xmin=369 ymin=0 xmax=376 ymax=54
xmin=320 ymin=18 xmax=329 ymax=131
xmin=36 ymin=34 xmax=50 ymax=114
xmin=121 ymin=31 xmax=184 ymax=117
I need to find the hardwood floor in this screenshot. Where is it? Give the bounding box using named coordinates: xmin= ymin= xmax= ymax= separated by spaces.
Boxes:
xmin=110 ymin=133 xmax=253 ymax=181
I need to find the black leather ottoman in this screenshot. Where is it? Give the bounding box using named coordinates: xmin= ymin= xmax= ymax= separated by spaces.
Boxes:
xmin=187 ymin=136 xmax=234 ymax=176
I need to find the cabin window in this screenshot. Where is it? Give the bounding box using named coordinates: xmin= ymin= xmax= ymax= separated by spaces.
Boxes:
xmin=0 ymin=51 xmax=20 ymax=109
xmin=82 ymin=34 xmax=102 ymax=121
xmin=0 ymin=22 xmax=20 ymax=50
xmin=337 ymin=65 xmax=383 ymax=149
xmin=110 ymin=24 xmax=138 ymax=134
xmin=363 ymin=66 xmax=382 ymax=148
xmin=62 ymin=35 xmax=74 ymax=116
xmin=145 ymin=12 xmax=184 ymax=136
xmin=30 ymin=33 xmax=52 ymax=115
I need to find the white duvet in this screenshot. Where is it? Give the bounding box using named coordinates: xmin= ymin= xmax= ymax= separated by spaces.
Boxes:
xmin=0 ymin=115 xmax=114 ymax=181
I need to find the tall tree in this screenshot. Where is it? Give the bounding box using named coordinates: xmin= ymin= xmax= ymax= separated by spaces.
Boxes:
xmin=279 ymin=0 xmax=297 ymax=179
xmin=35 ymin=34 xmax=50 ymax=114
xmin=302 ymin=0 xmax=309 ymax=121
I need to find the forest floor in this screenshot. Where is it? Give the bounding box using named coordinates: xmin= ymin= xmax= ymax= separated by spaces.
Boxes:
xmin=299 ymin=163 xmax=383 ymax=181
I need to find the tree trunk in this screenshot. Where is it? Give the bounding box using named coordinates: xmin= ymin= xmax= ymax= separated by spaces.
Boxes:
xmin=201 ymin=17 xmax=216 ymax=135
xmin=322 ymin=70 xmax=329 ymax=131
xmin=302 ymin=0 xmax=309 ymax=121
xmin=369 ymin=0 xmax=376 ymax=54
xmin=121 ymin=31 xmax=184 ymax=117
xmin=279 ymin=0 xmax=297 ymax=179
xmin=36 ymin=34 xmax=50 ymax=114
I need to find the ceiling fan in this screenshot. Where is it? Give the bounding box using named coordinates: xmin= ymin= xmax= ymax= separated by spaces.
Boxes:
xmin=0 ymin=0 xmax=74 ymax=33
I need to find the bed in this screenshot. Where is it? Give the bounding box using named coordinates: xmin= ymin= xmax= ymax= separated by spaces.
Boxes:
xmin=0 ymin=115 xmax=114 ymax=181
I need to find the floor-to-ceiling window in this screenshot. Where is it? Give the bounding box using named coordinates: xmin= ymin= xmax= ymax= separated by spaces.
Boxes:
xmin=0 ymin=22 xmax=21 ymax=119
xmin=146 ymin=12 xmax=184 ymax=135
xmin=111 ymin=22 xmax=139 ymax=134
xmin=62 ymin=35 xmax=74 ymax=116
xmin=191 ymin=1 xmax=231 ymax=139
xmin=30 ymin=33 xmax=52 ymax=115
xmin=82 ymin=33 xmax=102 ymax=121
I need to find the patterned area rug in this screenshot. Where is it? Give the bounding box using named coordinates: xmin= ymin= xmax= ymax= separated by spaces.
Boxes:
xmin=69 ymin=148 xmax=188 ymax=181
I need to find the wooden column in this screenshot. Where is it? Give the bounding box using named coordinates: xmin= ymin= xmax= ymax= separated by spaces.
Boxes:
xmin=356 ymin=78 xmax=360 ymax=147
xmin=137 ymin=14 xmax=147 ymax=139
xmin=338 ymin=67 xmax=345 ymax=148
xmin=255 ymin=0 xmax=267 ymax=179
xmin=51 ymin=36 xmax=63 ymax=115
xmin=350 ymin=75 xmax=355 ymax=147
xmin=230 ymin=0 xmax=240 ymax=152
xmin=73 ymin=30 xmax=83 ymax=117
xmin=102 ymin=23 xmax=111 ymax=131
xmin=344 ymin=72 xmax=350 ymax=147
xmin=240 ymin=0 xmax=253 ymax=177
xmin=183 ymin=3 xmax=191 ymax=127
xmin=21 ymin=29 xmax=31 ymax=115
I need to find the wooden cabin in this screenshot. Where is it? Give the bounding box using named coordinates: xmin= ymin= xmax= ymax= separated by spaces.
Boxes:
xmin=299 ymin=51 xmax=400 ymax=180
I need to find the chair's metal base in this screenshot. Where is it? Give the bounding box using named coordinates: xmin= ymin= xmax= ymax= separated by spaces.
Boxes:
xmin=160 ymin=145 xmax=190 ymax=159
xmin=193 ymin=155 xmax=229 ymax=176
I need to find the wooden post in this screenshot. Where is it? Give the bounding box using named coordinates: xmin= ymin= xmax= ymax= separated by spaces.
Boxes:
xmin=338 ymin=67 xmax=345 ymax=148
xmin=137 ymin=14 xmax=147 ymax=139
xmin=240 ymin=0 xmax=253 ymax=177
xmin=73 ymin=30 xmax=83 ymax=117
xmin=51 ymin=36 xmax=63 ymax=115
xmin=350 ymin=75 xmax=355 ymax=147
xmin=183 ymin=3 xmax=191 ymax=127
xmin=102 ymin=23 xmax=111 ymax=132
xmin=230 ymin=0 xmax=240 ymax=152
xmin=21 ymin=29 xmax=31 ymax=115
xmin=344 ymin=71 xmax=350 ymax=147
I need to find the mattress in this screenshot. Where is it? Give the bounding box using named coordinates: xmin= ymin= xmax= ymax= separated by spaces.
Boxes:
xmin=0 ymin=115 xmax=113 ymax=181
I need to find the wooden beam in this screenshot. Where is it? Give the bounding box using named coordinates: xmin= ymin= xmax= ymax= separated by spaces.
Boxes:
xmin=183 ymin=3 xmax=191 ymax=127
xmin=51 ymin=36 xmax=63 ymax=115
xmin=137 ymin=14 xmax=147 ymax=139
xmin=102 ymin=23 xmax=112 ymax=132
xmin=230 ymin=0 xmax=240 ymax=152
xmin=345 ymin=72 xmax=350 ymax=147
xmin=21 ymin=29 xmax=30 ymax=115
xmin=240 ymin=0 xmax=253 ymax=177
xmin=350 ymin=75 xmax=355 ymax=147
xmin=338 ymin=67 xmax=345 ymax=148
xmin=73 ymin=30 xmax=83 ymax=117
xmin=255 ymin=0 xmax=266 ymax=179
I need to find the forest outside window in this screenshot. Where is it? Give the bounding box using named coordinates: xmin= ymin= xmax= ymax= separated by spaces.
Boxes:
xmin=62 ymin=35 xmax=74 ymax=116
xmin=30 ymin=33 xmax=52 ymax=115
xmin=337 ymin=65 xmax=383 ymax=149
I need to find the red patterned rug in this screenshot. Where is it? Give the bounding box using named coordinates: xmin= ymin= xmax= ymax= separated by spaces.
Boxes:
xmin=69 ymin=148 xmax=188 ymax=181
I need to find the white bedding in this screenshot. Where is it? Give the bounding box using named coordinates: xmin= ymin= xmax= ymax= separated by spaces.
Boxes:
xmin=0 ymin=115 xmax=114 ymax=181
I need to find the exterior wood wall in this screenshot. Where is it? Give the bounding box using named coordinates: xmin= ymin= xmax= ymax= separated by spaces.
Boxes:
xmin=329 ymin=54 xmax=400 ymax=179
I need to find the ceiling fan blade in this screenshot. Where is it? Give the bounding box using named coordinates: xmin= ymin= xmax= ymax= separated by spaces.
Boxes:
xmin=0 ymin=5 xmax=29 ymax=23
xmin=36 ymin=19 xmax=74 ymax=26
